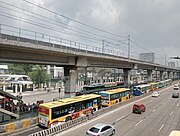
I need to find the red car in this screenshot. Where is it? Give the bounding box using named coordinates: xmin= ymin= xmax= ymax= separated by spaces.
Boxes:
xmin=133 ymin=103 xmax=146 ymax=114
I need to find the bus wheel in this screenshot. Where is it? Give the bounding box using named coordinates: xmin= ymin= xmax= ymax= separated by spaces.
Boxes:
xmin=65 ymin=116 xmax=72 ymax=122
xmin=112 ymin=129 xmax=115 ymax=135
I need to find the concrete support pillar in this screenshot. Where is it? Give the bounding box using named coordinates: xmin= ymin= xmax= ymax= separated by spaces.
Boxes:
xmin=147 ymin=70 xmax=153 ymax=83
xmin=177 ymin=72 xmax=180 ymax=79
xmin=15 ymin=85 xmax=18 ymax=93
xmin=64 ymin=66 xmax=77 ymax=98
xmin=3 ymin=86 xmax=5 ymax=91
xmin=84 ymin=67 xmax=88 ymax=85
xmin=173 ymin=72 xmax=176 ymax=79
xmin=19 ymin=85 xmax=22 ymax=93
xmin=123 ymin=69 xmax=131 ymax=88
xmin=167 ymin=71 xmax=171 ymax=79
xmin=160 ymin=71 xmax=165 ymax=81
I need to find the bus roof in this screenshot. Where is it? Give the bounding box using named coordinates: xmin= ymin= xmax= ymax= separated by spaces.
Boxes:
xmin=169 ymin=131 xmax=180 ymax=136
xmin=151 ymin=82 xmax=158 ymax=85
xmin=100 ymin=88 xmax=130 ymax=95
xmin=83 ymin=84 xmax=104 ymax=88
xmin=134 ymin=84 xmax=150 ymax=88
xmin=40 ymin=94 xmax=101 ymax=109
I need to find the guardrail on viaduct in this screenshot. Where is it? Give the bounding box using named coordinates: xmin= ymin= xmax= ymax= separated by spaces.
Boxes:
xmin=0 ymin=24 xmax=167 ymax=66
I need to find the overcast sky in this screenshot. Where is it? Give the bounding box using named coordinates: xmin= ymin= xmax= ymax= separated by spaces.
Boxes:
xmin=0 ymin=0 xmax=180 ymax=64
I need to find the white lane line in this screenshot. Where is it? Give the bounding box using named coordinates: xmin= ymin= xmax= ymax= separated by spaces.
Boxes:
xmin=170 ymin=111 xmax=174 ymax=116
xmin=158 ymin=124 xmax=164 ymax=132
xmin=149 ymin=100 xmax=153 ymax=103
xmin=116 ymin=116 xmax=125 ymax=122
xmin=176 ymin=103 xmax=179 ymax=107
xmin=135 ymin=120 xmax=143 ymax=126
xmin=152 ymin=109 xmax=156 ymax=112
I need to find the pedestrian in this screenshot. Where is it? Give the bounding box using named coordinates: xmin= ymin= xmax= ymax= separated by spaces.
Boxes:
xmin=17 ymin=106 xmax=20 ymax=114
xmin=19 ymin=93 xmax=22 ymax=99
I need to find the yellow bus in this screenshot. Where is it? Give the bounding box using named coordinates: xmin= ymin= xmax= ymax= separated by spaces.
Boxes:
xmin=169 ymin=131 xmax=180 ymax=136
xmin=38 ymin=94 xmax=101 ymax=128
xmin=150 ymin=82 xmax=159 ymax=91
xmin=99 ymin=88 xmax=131 ymax=107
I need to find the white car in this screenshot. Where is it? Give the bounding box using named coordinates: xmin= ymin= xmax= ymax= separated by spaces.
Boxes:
xmin=86 ymin=123 xmax=115 ymax=136
xmin=152 ymin=91 xmax=160 ymax=97
xmin=174 ymin=85 xmax=179 ymax=90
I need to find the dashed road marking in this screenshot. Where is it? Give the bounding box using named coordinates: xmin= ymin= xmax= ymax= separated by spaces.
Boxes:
xmin=135 ymin=120 xmax=143 ymax=126
xmin=176 ymin=103 xmax=179 ymax=107
xmin=116 ymin=116 xmax=125 ymax=122
xmin=170 ymin=111 xmax=173 ymax=116
xmin=158 ymin=124 xmax=164 ymax=132
xmin=152 ymin=109 xmax=156 ymax=112
xmin=149 ymin=100 xmax=153 ymax=103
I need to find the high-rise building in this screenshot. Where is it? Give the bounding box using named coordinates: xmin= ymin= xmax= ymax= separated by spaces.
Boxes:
xmin=139 ymin=53 xmax=155 ymax=63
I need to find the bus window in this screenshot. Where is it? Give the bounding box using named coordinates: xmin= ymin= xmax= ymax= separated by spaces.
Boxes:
xmin=75 ymin=103 xmax=82 ymax=112
xmin=93 ymin=99 xmax=98 ymax=105
xmin=110 ymin=93 xmax=119 ymax=100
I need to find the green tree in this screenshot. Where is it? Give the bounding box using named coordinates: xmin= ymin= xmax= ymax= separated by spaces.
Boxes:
xmin=28 ymin=65 xmax=50 ymax=88
xmin=8 ymin=64 xmax=50 ymax=88
xmin=8 ymin=64 xmax=33 ymax=74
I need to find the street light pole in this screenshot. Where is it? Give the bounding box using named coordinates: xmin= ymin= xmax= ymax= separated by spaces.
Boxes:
xmin=59 ymin=87 xmax=61 ymax=99
xmin=165 ymin=55 xmax=167 ymax=66
xmin=102 ymin=40 xmax=105 ymax=53
xmin=126 ymin=35 xmax=130 ymax=60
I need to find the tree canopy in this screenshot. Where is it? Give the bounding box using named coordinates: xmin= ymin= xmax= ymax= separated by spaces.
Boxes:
xmin=8 ymin=64 xmax=49 ymax=87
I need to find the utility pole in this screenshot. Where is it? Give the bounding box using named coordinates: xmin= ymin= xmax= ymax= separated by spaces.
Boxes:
xmin=165 ymin=55 xmax=167 ymax=66
xmin=102 ymin=40 xmax=105 ymax=53
xmin=126 ymin=35 xmax=130 ymax=60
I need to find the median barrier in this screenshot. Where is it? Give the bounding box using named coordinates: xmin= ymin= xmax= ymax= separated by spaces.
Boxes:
xmin=0 ymin=116 xmax=38 ymax=133
xmin=29 ymin=116 xmax=88 ymax=136
xmin=5 ymin=123 xmax=15 ymax=133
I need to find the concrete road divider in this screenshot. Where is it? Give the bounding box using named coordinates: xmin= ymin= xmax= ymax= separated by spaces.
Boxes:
xmin=0 ymin=116 xmax=38 ymax=133
xmin=29 ymin=116 xmax=88 ymax=136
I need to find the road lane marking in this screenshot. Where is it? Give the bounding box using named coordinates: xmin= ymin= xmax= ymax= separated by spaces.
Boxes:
xmin=116 ymin=116 xmax=125 ymax=122
xmin=176 ymin=103 xmax=179 ymax=107
xmin=149 ymin=100 xmax=153 ymax=103
xmin=158 ymin=124 xmax=164 ymax=132
xmin=152 ymin=109 xmax=156 ymax=112
xmin=135 ymin=120 xmax=143 ymax=126
xmin=170 ymin=111 xmax=174 ymax=116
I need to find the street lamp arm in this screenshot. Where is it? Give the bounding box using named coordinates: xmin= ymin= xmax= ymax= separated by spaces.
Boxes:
xmin=169 ymin=56 xmax=180 ymax=59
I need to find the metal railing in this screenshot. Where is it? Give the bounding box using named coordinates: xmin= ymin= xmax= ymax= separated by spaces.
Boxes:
xmin=0 ymin=24 xmax=128 ymax=58
xmin=0 ymin=23 xmax=175 ymax=67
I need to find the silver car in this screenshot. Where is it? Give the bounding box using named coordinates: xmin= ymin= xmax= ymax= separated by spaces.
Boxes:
xmin=86 ymin=123 xmax=115 ymax=136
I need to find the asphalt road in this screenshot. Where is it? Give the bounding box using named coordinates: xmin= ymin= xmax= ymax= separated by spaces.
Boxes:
xmin=55 ymin=85 xmax=180 ymax=136
xmin=4 ymin=84 xmax=180 ymax=136
xmin=21 ymin=89 xmax=65 ymax=104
